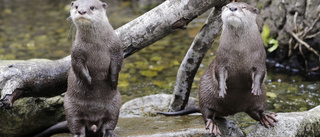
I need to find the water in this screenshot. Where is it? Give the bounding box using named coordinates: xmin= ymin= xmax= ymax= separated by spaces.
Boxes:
xmin=0 ymin=0 xmax=319 ymax=116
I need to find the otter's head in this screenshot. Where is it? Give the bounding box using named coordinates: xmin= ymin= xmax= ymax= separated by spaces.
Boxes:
xmin=221 ymin=2 xmax=258 ymax=29
xmin=70 ymin=0 xmax=108 ymax=26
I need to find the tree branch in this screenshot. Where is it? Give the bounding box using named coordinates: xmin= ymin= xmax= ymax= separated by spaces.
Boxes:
xmin=0 ymin=0 xmax=228 ymax=107
xmin=169 ymin=7 xmax=223 ymax=111
xmin=290 ymin=32 xmax=320 ymax=58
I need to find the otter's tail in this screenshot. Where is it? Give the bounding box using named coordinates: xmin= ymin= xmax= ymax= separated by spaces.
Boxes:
xmin=34 ymin=121 xmax=69 ymax=137
xmin=157 ymin=107 xmax=200 ymax=116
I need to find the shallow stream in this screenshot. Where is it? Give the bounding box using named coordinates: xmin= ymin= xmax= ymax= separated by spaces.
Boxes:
xmin=0 ymin=0 xmax=319 ymax=135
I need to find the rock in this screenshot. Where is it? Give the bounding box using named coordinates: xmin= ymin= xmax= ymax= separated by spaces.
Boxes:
xmin=252 ymin=0 xmax=320 ymax=77
xmin=120 ymin=94 xmax=245 ymax=136
xmin=121 ymin=94 xmax=320 ymax=137
xmin=0 ymin=95 xmax=65 ymax=137
xmin=116 ymin=115 xmax=244 ymax=137
xmin=247 ymin=105 xmax=320 ymax=137
xmin=1 ymin=93 xmax=320 ymax=137
xmin=120 ymin=94 xmax=198 ymax=117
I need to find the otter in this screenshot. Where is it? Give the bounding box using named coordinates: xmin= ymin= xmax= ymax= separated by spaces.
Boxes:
xmin=65 ymin=0 xmax=123 ymax=136
xmin=35 ymin=0 xmax=123 ymax=137
xmin=158 ymin=2 xmax=277 ymax=136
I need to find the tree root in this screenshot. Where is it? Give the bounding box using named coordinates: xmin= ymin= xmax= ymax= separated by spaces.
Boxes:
xmin=289 ymin=12 xmax=320 ymax=71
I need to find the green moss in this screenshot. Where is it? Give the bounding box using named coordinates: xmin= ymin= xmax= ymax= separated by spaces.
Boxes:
xmin=150 ymin=56 xmax=162 ymax=61
xmin=149 ymin=65 xmax=165 ymax=71
xmin=300 ymin=107 xmax=308 ymax=111
xmin=266 ymin=92 xmax=277 ymax=98
xmin=118 ymin=81 xmax=130 ymax=89
xmin=134 ymin=61 xmax=149 ymax=70
xmin=139 ymin=70 xmax=158 ymax=78
xmin=152 ymin=80 xmax=166 ymax=88
xmin=0 ymin=96 xmax=65 ymax=136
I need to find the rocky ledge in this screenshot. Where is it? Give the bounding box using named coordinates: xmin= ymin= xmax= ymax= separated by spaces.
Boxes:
xmin=1 ymin=94 xmax=319 ymax=137
xmin=118 ymin=94 xmax=320 ymax=137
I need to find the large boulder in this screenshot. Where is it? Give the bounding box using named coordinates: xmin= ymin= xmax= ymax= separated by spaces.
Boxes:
xmin=247 ymin=105 xmax=320 ymax=137
xmin=0 ymin=95 xmax=65 ymax=137
xmin=120 ymin=94 xmax=198 ymax=117
xmin=121 ymin=94 xmax=320 ymax=137
xmin=252 ymin=0 xmax=320 ymax=79
xmin=119 ymin=94 xmax=245 ymax=137
xmin=1 ymin=93 xmax=320 ymax=136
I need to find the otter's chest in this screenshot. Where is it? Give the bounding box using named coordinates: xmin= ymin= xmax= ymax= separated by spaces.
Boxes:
xmin=73 ymin=42 xmax=112 ymax=78
xmin=218 ymin=44 xmax=263 ymax=68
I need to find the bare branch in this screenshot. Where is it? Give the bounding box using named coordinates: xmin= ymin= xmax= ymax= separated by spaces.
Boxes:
xmin=306 ymin=31 xmax=320 ymax=39
xmin=169 ymin=7 xmax=223 ymax=111
xmin=290 ymin=31 xmax=320 ymax=57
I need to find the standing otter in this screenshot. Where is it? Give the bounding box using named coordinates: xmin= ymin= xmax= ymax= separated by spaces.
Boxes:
xmin=199 ymin=2 xmax=277 ymax=135
xmin=65 ymin=0 xmax=123 ymax=136
xmin=35 ymin=0 xmax=123 ymax=137
xmin=158 ymin=2 xmax=277 ymax=136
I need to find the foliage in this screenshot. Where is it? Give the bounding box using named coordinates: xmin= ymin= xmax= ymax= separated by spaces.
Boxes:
xmin=261 ymin=24 xmax=279 ymax=53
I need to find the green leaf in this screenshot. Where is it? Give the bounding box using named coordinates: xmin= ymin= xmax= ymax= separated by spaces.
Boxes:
xmin=261 ymin=24 xmax=270 ymax=47
xmin=267 ymin=39 xmax=279 ymax=52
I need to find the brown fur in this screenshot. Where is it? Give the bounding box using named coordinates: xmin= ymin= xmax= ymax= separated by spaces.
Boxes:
xmin=64 ymin=0 xmax=123 ymax=137
xmin=198 ymin=2 xmax=277 ymax=135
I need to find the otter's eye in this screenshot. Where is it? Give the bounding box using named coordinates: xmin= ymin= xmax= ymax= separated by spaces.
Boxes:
xmin=75 ymin=6 xmax=78 ymax=9
xmin=90 ymin=6 xmax=95 ymax=10
xmin=242 ymin=6 xmax=246 ymax=9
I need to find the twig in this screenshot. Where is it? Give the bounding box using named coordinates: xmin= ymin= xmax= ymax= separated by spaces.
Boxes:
xmin=311 ymin=66 xmax=320 ymax=71
xmin=299 ymin=44 xmax=308 ymax=70
xmin=306 ymin=31 xmax=320 ymax=39
xmin=293 ymin=43 xmax=299 ymax=50
xmin=289 ymin=37 xmax=293 ymax=56
xmin=289 ymin=12 xmax=320 ymax=71
xmin=293 ymin=12 xmax=298 ymax=32
xmin=290 ymin=31 xmax=320 ymax=57
xmin=302 ymin=13 xmax=320 ymax=38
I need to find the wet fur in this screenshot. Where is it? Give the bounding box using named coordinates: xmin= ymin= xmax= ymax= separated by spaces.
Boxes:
xmin=158 ymin=2 xmax=277 ymax=135
xmin=65 ymin=0 xmax=123 ymax=136
xmin=35 ymin=0 xmax=123 ymax=137
xmin=199 ymin=2 xmax=277 ymax=135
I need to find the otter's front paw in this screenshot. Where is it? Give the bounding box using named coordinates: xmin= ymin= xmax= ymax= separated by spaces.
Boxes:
xmin=218 ymin=88 xmax=227 ymax=98
xmin=251 ymin=84 xmax=261 ymax=96
xmin=218 ymin=84 xmax=227 ymax=98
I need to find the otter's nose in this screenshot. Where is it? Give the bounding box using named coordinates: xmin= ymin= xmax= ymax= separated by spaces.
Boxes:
xmin=229 ymin=7 xmax=237 ymax=12
xmin=78 ymin=9 xmax=86 ymax=15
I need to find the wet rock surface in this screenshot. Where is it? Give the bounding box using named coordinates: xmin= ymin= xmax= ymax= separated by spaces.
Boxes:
xmin=247 ymin=106 xmax=320 ymax=137
xmin=118 ymin=94 xmax=320 ymax=137
xmin=1 ymin=94 xmax=320 ymax=136
xmin=120 ymin=94 xmax=198 ymax=117
xmin=53 ymin=94 xmax=244 ymax=137
xmin=0 ymin=95 xmax=65 ymax=137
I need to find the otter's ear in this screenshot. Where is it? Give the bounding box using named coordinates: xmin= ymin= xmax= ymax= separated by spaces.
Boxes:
xmin=71 ymin=1 xmax=75 ymax=7
xmin=252 ymin=7 xmax=259 ymax=14
xmin=102 ymin=3 xmax=108 ymax=9
xmin=222 ymin=6 xmax=226 ymax=11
